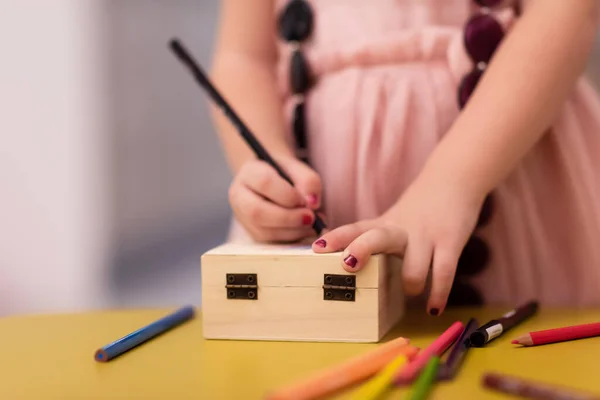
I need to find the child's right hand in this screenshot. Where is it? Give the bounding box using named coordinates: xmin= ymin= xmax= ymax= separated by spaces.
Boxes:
xmin=228 ymin=156 xmax=323 ymax=243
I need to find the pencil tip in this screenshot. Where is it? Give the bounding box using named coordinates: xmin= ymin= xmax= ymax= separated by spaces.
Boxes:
xmin=511 ymin=340 xmax=519 ymax=345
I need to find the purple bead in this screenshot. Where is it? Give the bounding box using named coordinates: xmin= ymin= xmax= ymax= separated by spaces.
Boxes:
xmin=293 ymin=101 xmax=307 ymax=149
xmin=457 ymin=68 xmax=483 ymax=109
xmin=290 ymin=49 xmax=311 ymax=94
xmin=447 ymin=281 xmax=484 ymax=306
xmin=475 ymin=0 xmax=504 ymax=7
xmin=278 ymin=0 xmax=314 ymax=42
xmin=464 ymin=14 xmax=504 ymax=64
xmin=476 ymin=194 xmax=495 ymax=228
xmin=456 ymin=235 xmax=489 ymax=277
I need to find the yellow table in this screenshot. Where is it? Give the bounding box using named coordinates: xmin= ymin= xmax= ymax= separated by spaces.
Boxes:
xmin=1 ymin=306 xmax=599 ymax=399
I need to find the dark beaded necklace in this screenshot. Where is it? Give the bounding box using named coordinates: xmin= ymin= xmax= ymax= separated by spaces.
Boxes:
xmin=277 ymin=0 xmax=520 ymax=307
xmin=447 ymin=0 xmax=521 ymax=306
xmin=278 ymin=0 xmax=314 ymax=164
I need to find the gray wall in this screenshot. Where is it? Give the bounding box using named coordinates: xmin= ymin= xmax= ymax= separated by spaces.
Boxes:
xmin=105 ymin=0 xmax=231 ymax=306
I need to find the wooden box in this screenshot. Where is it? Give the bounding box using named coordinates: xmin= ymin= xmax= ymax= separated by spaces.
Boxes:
xmin=200 ymin=242 xmax=405 ymax=343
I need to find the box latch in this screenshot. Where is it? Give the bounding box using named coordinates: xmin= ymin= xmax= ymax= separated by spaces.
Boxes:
xmin=323 ymin=274 xmax=356 ymax=301
xmin=225 ymin=273 xmax=258 ymax=300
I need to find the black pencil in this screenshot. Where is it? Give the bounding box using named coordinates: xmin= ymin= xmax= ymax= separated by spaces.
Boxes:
xmin=168 ymin=38 xmax=325 ymax=235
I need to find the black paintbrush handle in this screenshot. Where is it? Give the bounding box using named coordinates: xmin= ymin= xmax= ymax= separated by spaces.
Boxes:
xmin=169 ymin=38 xmax=325 ymax=235
xmin=169 ymin=40 xmax=293 ymax=184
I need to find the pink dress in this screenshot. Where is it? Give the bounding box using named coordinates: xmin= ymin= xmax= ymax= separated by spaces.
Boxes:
xmin=229 ymin=0 xmax=600 ymax=307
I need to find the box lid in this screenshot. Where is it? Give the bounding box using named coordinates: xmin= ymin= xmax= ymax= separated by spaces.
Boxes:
xmin=201 ymin=243 xmax=399 ymax=289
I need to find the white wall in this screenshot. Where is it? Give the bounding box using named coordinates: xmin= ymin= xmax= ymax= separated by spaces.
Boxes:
xmin=0 ymin=1 xmax=112 ymax=315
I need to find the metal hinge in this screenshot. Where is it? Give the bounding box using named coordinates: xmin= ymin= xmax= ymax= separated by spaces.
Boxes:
xmin=225 ymin=273 xmax=258 ymax=300
xmin=323 ymin=274 xmax=356 ymax=301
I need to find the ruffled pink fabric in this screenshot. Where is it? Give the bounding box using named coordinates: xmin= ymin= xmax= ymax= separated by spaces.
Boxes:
xmin=229 ymin=0 xmax=600 ymax=306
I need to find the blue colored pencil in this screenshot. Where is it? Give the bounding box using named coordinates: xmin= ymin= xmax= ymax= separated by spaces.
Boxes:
xmin=94 ymin=305 xmax=195 ymax=362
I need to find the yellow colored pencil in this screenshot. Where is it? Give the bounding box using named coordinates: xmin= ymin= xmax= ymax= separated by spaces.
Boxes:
xmin=350 ymin=353 xmax=410 ymax=400
xmin=265 ymin=337 xmax=418 ymax=400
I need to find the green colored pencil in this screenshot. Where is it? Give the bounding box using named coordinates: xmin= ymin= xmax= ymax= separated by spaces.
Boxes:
xmin=405 ymin=356 xmax=440 ymax=400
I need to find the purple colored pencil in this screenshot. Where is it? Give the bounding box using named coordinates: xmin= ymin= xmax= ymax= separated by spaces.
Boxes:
xmin=436 ymin=318 xmax=479 ymax=380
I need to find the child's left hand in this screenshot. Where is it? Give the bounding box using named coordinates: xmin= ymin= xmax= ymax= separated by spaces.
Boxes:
xmin=311 ymin=169 xmax=486 ymax=315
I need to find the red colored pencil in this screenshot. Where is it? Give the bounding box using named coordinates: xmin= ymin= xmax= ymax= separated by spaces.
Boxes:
xmin=394 ymin=321 xmax=465 ymax=385
xmin=511 ymin=322 xmax=600 ymax=346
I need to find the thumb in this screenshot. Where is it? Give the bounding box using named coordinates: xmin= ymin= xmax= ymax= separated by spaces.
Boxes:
xmin=278 ymin=156 xmax=322 ymax=210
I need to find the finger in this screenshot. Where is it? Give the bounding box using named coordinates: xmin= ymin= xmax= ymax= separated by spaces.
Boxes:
xmin=231 ymin=195 xmax=315 ymax=243
xmin=401 ymin=235 xmax=434 ymax=298
xmin=230 ymin=183 xmax=314 ymax=229
xmin=427 ymin=246 xmax=461 ymax=316
xmin=281 ymin=157 xmax=322 ymax=209
xmin=338 ymin=226 xmax=408 ymax=272
xmin=239 ymin=161 xmax=305 ymax=208
xmin=311 ymin=220 xmax=377 ymax=254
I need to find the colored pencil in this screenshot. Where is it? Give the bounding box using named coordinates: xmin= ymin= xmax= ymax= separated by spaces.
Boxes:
xmin=469 ymin=300 xmax=538 ymax=347
xmin=265 ymin=337 xmax=419 ymax=400
xmin=436 ymin=318 xmax=478 ymax=380
xmin=405 ymin=357 xmax=440 ymax=400
xmin=168 ymin=38 xmax=325 ymax=235
xmin=94 ymin=305 xmax=195 ymax=362
xmin=482 ymin=372 xmax=600 ymax=400
xmin=511 ymin=321 xmax=600 ymax=346
xmin=350 ymin=353 xmax=410 ymax=400
xmin=394 ymin=321 xmax=464 ymax=385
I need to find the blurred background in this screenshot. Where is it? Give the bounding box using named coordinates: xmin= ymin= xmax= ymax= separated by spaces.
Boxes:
xmin=1 ymin=1 xmax=599 ymax=317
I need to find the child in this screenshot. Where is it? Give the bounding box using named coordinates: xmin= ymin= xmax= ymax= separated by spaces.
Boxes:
xmin=209 ymin=0 xmax=600 ymax=315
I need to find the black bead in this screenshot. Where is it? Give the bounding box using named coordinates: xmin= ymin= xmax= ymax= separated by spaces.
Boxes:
xmin=291 ymin=49 xmax=311 ymax=94
xmin=293 ymin=101 xmax=307 ymax=149
xmin=278 ymin=0 xmax=314 ymax=42
xmin=446 ymin=281 xmax=484 ymax=306
xmin=476 ymin=194 xmax=495 ymax=228
xmin=456 ymin=235 xmax=489 ymax=277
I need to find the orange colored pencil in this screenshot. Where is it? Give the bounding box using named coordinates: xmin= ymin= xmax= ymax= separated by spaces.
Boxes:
xmin=265 ymin=337 xmax=419 ymax=400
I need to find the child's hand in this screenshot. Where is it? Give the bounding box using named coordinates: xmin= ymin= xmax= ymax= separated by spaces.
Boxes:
xmin=229 ymin=156 xmax=323 ymax=243
xmin=311 ymin=170 xmax=485 ymax=315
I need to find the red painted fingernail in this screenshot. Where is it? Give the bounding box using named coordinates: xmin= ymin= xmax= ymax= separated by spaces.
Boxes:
xmin=314 ymin=239 xmax=326 ymax=248
xmin=429 ymin=308 xmax=440 ymax=316
xmin=302 ymin=215 xmax=313 ymax=225
xmin=306 ymin=194 xmax=318 ymax=206
xmin=344 ymin=255 xmax=358 ymax=268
